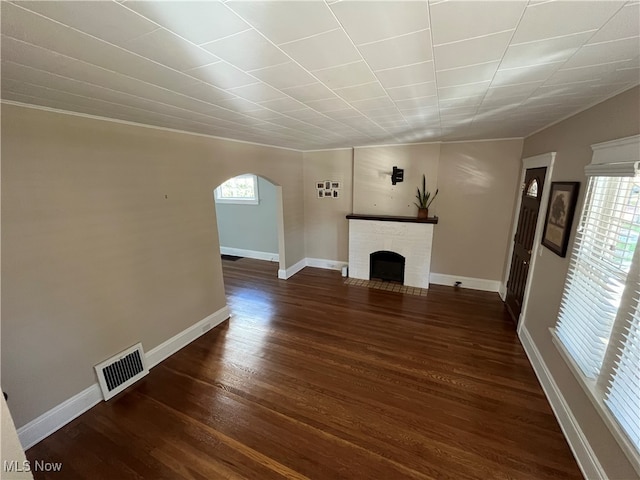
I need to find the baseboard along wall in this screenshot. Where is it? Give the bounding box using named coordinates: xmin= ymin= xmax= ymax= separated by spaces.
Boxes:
xmin=220 ymin=246 xmax=278 ymax=262
xmin=17 ymin=306 xmax=231 ymax=451
xmin=518 ymin=326 xmax=607 ymax=480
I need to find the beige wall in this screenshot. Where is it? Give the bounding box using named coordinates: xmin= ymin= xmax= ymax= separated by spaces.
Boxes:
xmin=1 ymin=104 xmax=303 ymax=428
xmin=303 ymin=149 xmax=353 ymax=262
xmin=353 ymin=143 xmax=440 ymax=216
xmin=519 ymin=86 xmax=640 ymax=479
xmin=351 ymin=140 xmax=523 ymax=281
xmin=431 ymin=140 xmax=523 ymax=279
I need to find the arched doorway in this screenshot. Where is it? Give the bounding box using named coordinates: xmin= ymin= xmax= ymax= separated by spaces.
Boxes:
xmin=212 ymin=173 xmax=285 ymax=277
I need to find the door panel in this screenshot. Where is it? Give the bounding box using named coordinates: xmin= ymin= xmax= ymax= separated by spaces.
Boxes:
xmin=505 ymin=167 xmax=546 ymax=324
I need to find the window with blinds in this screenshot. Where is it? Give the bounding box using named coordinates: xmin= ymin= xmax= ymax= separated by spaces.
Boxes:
xmin=554 ymin=151 xmax=640 ymax=463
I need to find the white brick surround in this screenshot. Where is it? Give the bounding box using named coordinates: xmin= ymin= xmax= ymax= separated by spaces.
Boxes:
xmin=348 ymin=219 xmax=434 ymax=289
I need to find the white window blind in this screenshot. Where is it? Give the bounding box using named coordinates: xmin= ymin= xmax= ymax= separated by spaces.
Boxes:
xmin=556 ymin=175 xmax=640 ymax=379
xmin=554 ymin=151 xmax=640 ymax=463
xmin=603 ymin=242 xmax=640 ymax=450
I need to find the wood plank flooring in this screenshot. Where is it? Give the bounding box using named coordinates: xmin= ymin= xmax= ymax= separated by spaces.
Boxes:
xmin=26 ymin=258 xmax=582 ymax=479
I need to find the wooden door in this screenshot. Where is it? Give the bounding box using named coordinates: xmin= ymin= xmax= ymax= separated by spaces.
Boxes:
xmin=505 ymin=167 xmax=546 ymax=324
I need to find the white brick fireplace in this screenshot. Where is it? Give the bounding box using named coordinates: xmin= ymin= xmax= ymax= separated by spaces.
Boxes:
xmin=347 ymin=215 xmax=436 ymax=289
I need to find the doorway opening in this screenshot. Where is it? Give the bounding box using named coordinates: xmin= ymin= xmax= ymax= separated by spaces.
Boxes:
xmin=503 ymin=152 xmax=555 ymax=329
xmin=213 ymin=174 xmax=285 ymax=279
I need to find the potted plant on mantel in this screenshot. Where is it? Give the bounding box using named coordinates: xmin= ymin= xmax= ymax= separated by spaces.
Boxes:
xmin=414 ymin=174 xmax=438 ymax=219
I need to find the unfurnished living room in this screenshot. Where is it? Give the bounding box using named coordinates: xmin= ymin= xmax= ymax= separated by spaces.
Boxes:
xmin=1 ymin=1 xmax=639 ymax=479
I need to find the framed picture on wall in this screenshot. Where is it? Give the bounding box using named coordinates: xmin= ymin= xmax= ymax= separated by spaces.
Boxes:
xmin=316 ymin=181 xmax=324 ymax=190
xmin=317 ymin=190 xmax=324 ymax=198
xmin=541 ymin=182 xmax=580 ymax=257
xmin=331 ymin=181 xmax=341 ymax=189
xmin=333 ymin=190 xmax=340 ymax=198
xmin=324 ymin=190 xmax=332 ymax=198
xmin=324 ymin=180 xmax=331 ymax=190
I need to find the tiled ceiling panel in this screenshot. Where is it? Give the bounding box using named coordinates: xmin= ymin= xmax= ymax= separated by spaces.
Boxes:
xmin=1 ymin=0 xmax=638 ymax=151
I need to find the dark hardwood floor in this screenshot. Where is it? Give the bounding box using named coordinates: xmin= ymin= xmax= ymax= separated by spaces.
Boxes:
xmin=26 ymin=258 xmax=582 ymax=479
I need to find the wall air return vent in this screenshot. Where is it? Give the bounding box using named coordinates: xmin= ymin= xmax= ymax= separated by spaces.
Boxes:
xmin=94 ymin=343 xmax=148 ymax=401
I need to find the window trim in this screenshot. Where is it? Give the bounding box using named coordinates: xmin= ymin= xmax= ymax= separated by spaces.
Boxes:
xmin=551 ymin=328 xmax=640 ymax=473
xmin=214 ymin=174 xmax=259 ymax=205
xmin=552 ymin=134 xmax=640 ymax=475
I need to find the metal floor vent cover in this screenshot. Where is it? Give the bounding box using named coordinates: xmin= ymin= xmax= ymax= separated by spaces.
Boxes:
xmin=94 ymin=343 xmax=148 ymax=401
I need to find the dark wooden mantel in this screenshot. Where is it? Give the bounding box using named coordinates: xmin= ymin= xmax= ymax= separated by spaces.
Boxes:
xmin=346 ymin=213 xmax=438 ymax=224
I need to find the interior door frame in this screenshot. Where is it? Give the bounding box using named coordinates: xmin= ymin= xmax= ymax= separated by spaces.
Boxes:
xmin=501 ymin=152 xmax=556 ymax=332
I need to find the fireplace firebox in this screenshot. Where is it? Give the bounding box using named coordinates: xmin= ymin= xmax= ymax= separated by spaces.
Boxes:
xmin=370 ymin=251 xmax=405 ymax=283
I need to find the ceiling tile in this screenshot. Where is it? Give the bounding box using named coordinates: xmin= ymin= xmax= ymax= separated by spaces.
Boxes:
xmin=586 ymin=3 xmax=640 ymax=45
xmin=249 ymin=62 xmax=316 ymax=89
xmin=305 ymin=97 xmax=352 ymax=113
xmin=281 ymin=83 xmax=336 ymax=103
xmin=436 ymin=61 xmax=500 ymax=88
xmin=545 ymin=61 xmax=632 ymax=86
xmin=430 ymin=1 xmax=525 ymax=45
xmin=511 ymin=1 xmax=625 ymax=44
xmin=1 ymin=35 xmax=74 ymax=75
xmin=393 ymin=95 xmax=439 ymax=110
xmin=213 ymin=97 xmax=263 ymax=113
xmin=226 ymin=1 xmax=338 ymax=45
xmin=374 ymin=62 xmax=435 ymax=89
xmin=175 ymin=81 xmax=237 ymax=104
xmin=483 ymin=81 xmax=543 ymax=101
xmin=279 ymin=28 xmax=361 ymax=71
xmin=17 ymin=1 xmax=159 ymax=46
xmin=334 ymin=82 xmax=387 ymax=102
xmin=349 ymin=96 xmax=397 ymax=112
xmin=185 ymin=62 xmax=256 ymax=89
xmin=227 ymin=82 xmax=285 ymax=103
xmin=492 ymin=62 xmax=563 ymax=86
xmin=0 ymin=3 xmax=201 ymax=92
xmin=438 ymin=82 xmax=490 ymax=100
xmin=561 ymin=37 xmax=640 ymax=69
xmin=357 ymin=30 xmax=432 ymax=71
xmin=386 ymin=82 xmax=437 ymax=101
xmin=258 ymin=96 xmax=307 ymax=112
xmin=124 ymin=1 xmax=250 ymax=45
xmin=202 ymin=29 xmax=289 ymax=71
xmin=313 ymin=61 xmax=377 ymax=89
xmin=433 ymin=31 xmax=512 ymax=70
xmin=123 ymin=28 xmax=219 ymax=72
xmin=330 ymin=1 xmax=430 ymax=45
xmin=500 ymin=31 xmax=594 ymax=70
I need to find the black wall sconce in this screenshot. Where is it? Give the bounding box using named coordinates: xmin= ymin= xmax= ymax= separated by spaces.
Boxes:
xmin=391 ymin=166 xmax=404 ymax=185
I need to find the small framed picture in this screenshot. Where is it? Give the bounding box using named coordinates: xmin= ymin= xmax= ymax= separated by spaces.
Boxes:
xmin=316 ymin=181 xmax=324 ymax=189
xmin=324 ymin=190 xmax=332 ymax=198
xmin=542 ymin=182 xmax=580 ymax=257
xmin=324 ymin=180 xmax=331 ymax=190
xmin=317 ymin=190 xmax=324 ymax=198
xmin=333 ymin=190 xmax=340 ymax=198
xmin=331 ymin=181 xmax=341 ymax=189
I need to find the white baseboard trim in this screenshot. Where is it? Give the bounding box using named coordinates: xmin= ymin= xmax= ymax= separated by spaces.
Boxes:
xmin=17 ymin=384 xmax=103 ymax=451
xmin=146 ymin=306 xmax=230 ymax=369
xmin=278 ymin=258 xmax=306 ymax=279
xmin=17 ymin=307 xmax=231 ymax=451
xmin=278 ymin=257 xmax=346 ymax=279
xmin=305 ymin=258 xmax=346 ymax=271
xmin=519 ymin=327 xmax=606 ymax=480
xmin=220 ymin=246 xmax=278 ymax=263
xmin=498 ymin=282 xmax=507 ymax=301
xmin=429 ymin=273 xmax=501 ymax=293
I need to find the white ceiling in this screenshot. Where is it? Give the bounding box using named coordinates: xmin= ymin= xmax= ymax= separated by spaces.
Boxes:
xmin=1 ymin=0 xmax=639 ymax=151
